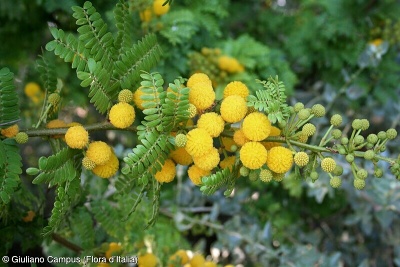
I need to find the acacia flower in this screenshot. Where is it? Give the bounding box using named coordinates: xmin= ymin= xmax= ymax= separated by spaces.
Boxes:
xmin=197 ymin=112 xmax=225 ymax=137
xmin=155 ymin=159 xmax=176 ymax=183
xmin=266 ymin=147 xmax=293 ymax=174
xmin=220 ymin=95 xmax=247 ymax=123
xmin=109 ymin=102 xmax=135 ymax=129
xmin=242 ymin=112 xmax=271 ymax=141
xmin=185 ymin=128 xmax=213 ymax=157
xmin=223 ymin=81 xmax=249 ymax=99
xmin=188 ymin=165 xmax=210 ymax=185
xmin=86 ymin=141 xmax=112 ymax=165
xmin=92 ymin=153 xmax=119 ymax=178
xmin=65 ymin=125 xmax=89 ymax=149
xmin=240 ymin=142 xmax=268 ymax=170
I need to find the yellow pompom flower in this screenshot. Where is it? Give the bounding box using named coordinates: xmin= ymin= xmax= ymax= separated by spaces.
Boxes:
xmin=185 ymin=128 xmax=213 ymax=157
xmin=219 ymin=156 xmax=236 ymax=170
xmin=65 ymin=125 xmax=89 ymax=149
xmin=262 ymin=126 xmax=282 ymax=150
xmin=197 ymin=112 xmax=225 ymax=137
xmin=169 ymin=250 xmax=189 ymax=266
xmin=189 ymin=82 xmax=215 ymax=111
xmin=170 ymin=148 xmax=193 ymax=166
xmin=109 ymin=102 xmax=135 ymax=129
xmin=266 ymin=147 xmax=293 ymax=174
xmin=193 ymin=147 xmax=220 ymax=171
xmin=240 ymin=142 xmax=268 ymax=170
xmin=221 ymin=137 xmax=236 ymax=152
xmin=105 ymin=242 xmax=122 ymax=259
xmin=218 ymin=56 xmax=244 ymax=73
xmin=223 ymin=81 xmax=249 ymax=99
xmin=92 ymin=153 xmax=119 ymax=179
xmin=24 ymin=82 xmax=44 ymax=104
xmin=86 ymin=141 xmax=112 ymax=165
xmin=155 ymin=159 xmax=176 ymax=183
xmin=233 ymin=129 xmax=249 ymax=146
xmin=204 ymin=261 xmax=217 ymax=267
xmin=242 ymin=112 xmax=271 ymax=141
xmin=190 ymin=254 xmax=205 ymax=267
xmin=220 ymin=95 xmax=247 ymax=123
xmin=1 ymin=124 xmax=19 ymax=138
xmin=321 ymin=157 xmax=336 ymax=173
xmin=187 ymin=73 xmax=212 ymax=89
xmin=140 ymin=8 xmax=153 ymax=22
xmin=133 ymin=87 xmax=146 ymax=110
xmin=188 ymin=165 xmax=210 ymax=185
xmin=153 ymin=0 xmax=170 ymax=15
xmin=138 ymin=253 xmax=158 ymax=267
xmin=46 ymin=119 xmax=67 ymax=139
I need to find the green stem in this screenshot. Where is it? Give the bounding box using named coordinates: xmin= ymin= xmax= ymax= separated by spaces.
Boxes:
xmin=319 ymin=125 xmax=334 ymax=146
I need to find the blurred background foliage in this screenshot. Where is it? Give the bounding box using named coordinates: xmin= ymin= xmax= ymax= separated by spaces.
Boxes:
xmin=1 ymin=0 xmax=400 ymax=266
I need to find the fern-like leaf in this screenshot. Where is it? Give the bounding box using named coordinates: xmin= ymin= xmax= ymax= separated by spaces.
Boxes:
xmin=113 ymin=34 xmax=162 ymax=89
xmin=77 ymin=59 xmax=118 ymax=114
xmin=200 ymin=168 xmax=236 ymax=196
xmin=72 ymin=1 xmax=115 ymax=72
xmin=91 ymin=199 xmax=123 ymax=238
xmin=36 ymin=52 xmax=57 ymax=94
xmin=31 ymin=147 xmax=81 ymax=187
xmin=0 ymin=68 xmax=19 ymax=128
xmin=160 ymin=10 xmax=198 ymax=45
xmin=247 ymin=76 xmax=291 ymax=124
xmin=114 ymin=0 xmax=134 ymax=56
xmin=70 ymin=207 xmax=95 ymax=249
xmin=0 ymin=139 xmax=22 ymax=205
xmin=45 ymin=27 xmax=90 ymax=72
xmin=162 ymin=78 xmax=190 ymax=132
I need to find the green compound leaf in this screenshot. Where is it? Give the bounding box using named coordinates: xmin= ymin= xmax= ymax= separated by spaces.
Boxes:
xmin=162 ymin=78 xmax=190 ymax=132
xmin=36 ymin=53 xmax=57 ymax=95
xmin=70 ymin=207 xmax=95 ymax=249
xmin=114 ymin=1 xmax=134 ymax=56
xmin=200 ymin=168 xmax=236 ymax=196
xmin=91 ymin=199 xmax=124 ymax=238
xmin=0 ymin=68 xmax=20 ymax=128
xmin=32 ymin=147 xmax=81 ymax=187
xmin=113 ymin=34 xmax=162 ymax=89
xmin=247 ymin=76 xmax=291 ymax=124
xmin=0 ymin=139 xmax=22 ymax=205
xmin=118 ymin=131 xmax=173 ymax=194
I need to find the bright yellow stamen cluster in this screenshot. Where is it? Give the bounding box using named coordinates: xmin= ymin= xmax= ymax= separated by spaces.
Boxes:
xmin=92 ymin=152 xmax=119 ymax=179
xmin=197 ymin=112 xmax=225 ymax=137
xmin=138 ymin=253 xmax=158 ymax=267
xmin=86 ymin=141 xmax=112 ymax=165
xmin=240 ymin=142 xmax=268 ymax=170
xmin=185 ymin=128 xmax=213 ymax=158
xmin=223 ymin=81 xmax=249 ymax=99
xmin=218 ymin=56 xmax=244 ymax=73
xmin=187 ymin=73 xmax=212 ymax=89
xmin=242 ymin=112 xmax=271 ymax=141
xmin=193 ymin=147 xmax=220 ymax=171
xmin=321 ymin=158 xmax=336 ymax=173
xmin=188 ymin=165 xmax=210 ymax=185
xmin=170 ymin=147 xmax=193 ymax=166
xmin=188 ymin=82 xmax=215 ymax=111
xmin=65 ymin=125 xmax=89 ymax=149
xmin=262 ymin=126 xmax=281 ymax=150
xmin=155 ymin=159 xmax=176 ymax=183
xmin=1 ymin=124 xmax=19 ymax=138
xmin=220 ymin=95 xmax=247 ymax=123
xmin=266 ymin=147 xmax=293 ymax=174
xmin=294 ymin=152 xmax=309 ymax=167
xmin=219 ymin=156 xmax=236 ymax=170
xmin=233 ymin=129 xmax=249 ymax=146
xmin=153 ymin=0 xmax=170 ymax=16
xmin=109 ymin=102 xmax=135 ymax=129
xmin=190 ymin=254 xmax=205 ymax=266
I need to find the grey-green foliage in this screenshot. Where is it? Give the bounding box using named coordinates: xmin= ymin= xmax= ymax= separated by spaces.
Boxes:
xmin=0 ymin=139 xmax=22 ymax=205
xmin=45 ymin=1 xmax=162 ymax=114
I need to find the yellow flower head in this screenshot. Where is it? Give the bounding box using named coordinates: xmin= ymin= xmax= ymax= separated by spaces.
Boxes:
xmin=133 ymin=87 xmax=146 ymax=110
xmin=190 ymin=254 xmax=206 ymax=266
xmin=46 ymin=119 xmax=67 ymax=139
xmin=262 ymin=126 xmax=281 ymax=150
xmin=169 ymin=250 xmax=189 ymax=266
xmin=220 ymin=95 xmax=247 ymax=123
xmin=140 ymin=8 xmax=153 ymax=22
xmin=185 ymin=128 xmax=213 ymax=157
xmin=170 ymin=147 xmax=193 ymax=166
xmin=138 ymin=253 xmax=158 ymax=267
xmin=223 ymin=81 xmax=249 ymax=99
xmin=187 ymin=73 xmax=212 ymax=89
xmin=86 ymin=141 xmax=112 ymax=165
xmin=92 ymin=153 xmax=119 ymax=178
xmin=155 ymin=159 xmax=176 ymax=183
xmin=188 ymin=165 xmax=210 ymax=185
xmin=193 ymin=147 xmax=220 ymax=171
xmin=82 ymin=157 xmax=96 ymax=170
xmin=105 ymin=242 xmax=122 ymax=259
xmin=204 ymin=261 xmax=217 ymax=267
xmin=65 ymin=125 xmax=89 ymax=149
xmin=321 ymin=157 xmax=336 ymax=173
xmin=109 ymin=102 xmax=135 ymax=129
xmin=242 ymin=112 xmax=271 ymax=141
xmin=221 ymin=137 xmax=236 ymax=152
xmin=240 ymin=142 xmax=268 ymax=170
xmin=189 ymin=82 xmax=215 ymax=111
xmin=1 ymin=124 xmax=19 ymax=138
xmin=219 ymin=156 xmax=236 ymax=171
xmin=266 ymin=146 xmax=293 ymax=174
xmin=153 ymin=0 xmax=170 ymax=16
xmin=218 ymin=56 xmax=244 ymax=73
xmin=233 ymin=129 xmax=249 ymax=146
xmin=24 ymin=82 xmax=44 ymax=104
xmin=197 ymin=112 xmax=225 ymax=137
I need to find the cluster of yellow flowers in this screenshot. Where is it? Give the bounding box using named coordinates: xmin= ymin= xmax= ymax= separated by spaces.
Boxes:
xmin=24 ymin=82 xmax=44 ymax=104
xmin=217 ymin=56 xmax=244 ymax=73
xmin=140 ymin=0 xmax=170 ymax=22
